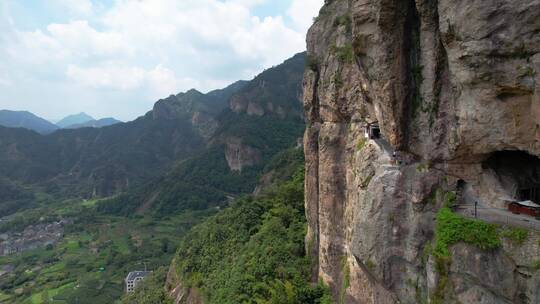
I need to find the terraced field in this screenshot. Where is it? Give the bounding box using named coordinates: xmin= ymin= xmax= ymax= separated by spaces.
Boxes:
xmin=0 ymin=200 xmax=215 ymax=304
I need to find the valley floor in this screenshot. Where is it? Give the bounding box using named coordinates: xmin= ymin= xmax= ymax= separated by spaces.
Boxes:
xmin=0 ymin=199 xmax=216 ymax=304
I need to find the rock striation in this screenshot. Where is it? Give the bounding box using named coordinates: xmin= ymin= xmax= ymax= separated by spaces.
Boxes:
xmin=304 ymin=0 xmax=540 ymax=303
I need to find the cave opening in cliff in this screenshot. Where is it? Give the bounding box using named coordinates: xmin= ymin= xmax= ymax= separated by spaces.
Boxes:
xmin=482 ymin=150 xmax=540 ymax=203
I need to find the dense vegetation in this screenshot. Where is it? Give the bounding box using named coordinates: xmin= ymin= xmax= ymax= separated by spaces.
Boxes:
xmin=0 ymin=198 xmax=215 ymax=304
xmin=169 ymin=165 xmax=332 ymax=304
xmin=0 ymin=177 xmax=36 ymax=215
xmin=434 ymin=206 xmax=530 ymax=258
xmin=97 ymin=110 xmax=304 ymax=217
xmin=0 ymin=53 xmax=306 ymax=219
xmin=433 ymin=207 xmax=501 ymax=258
xmin=0 ymin=52 xmax=309 ymax=304
xmin=0 ymin=81 xmax=248 ymax=217
xmin=0 ymin=116 xmax=206 ymax=211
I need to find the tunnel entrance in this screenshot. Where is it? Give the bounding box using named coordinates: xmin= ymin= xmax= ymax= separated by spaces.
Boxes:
xmin=365 ymin=123 xmax=381 ymax=139
xmin=483 ymin=151 xmax=540 ymax=204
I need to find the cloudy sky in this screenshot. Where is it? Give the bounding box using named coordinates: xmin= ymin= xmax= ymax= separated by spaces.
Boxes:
xmin=0 ymin=0 xmax=323 ymax=121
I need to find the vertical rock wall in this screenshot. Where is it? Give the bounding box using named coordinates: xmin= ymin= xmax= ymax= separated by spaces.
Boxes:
xmin=304 ymin=0 xmax=540 ymax=303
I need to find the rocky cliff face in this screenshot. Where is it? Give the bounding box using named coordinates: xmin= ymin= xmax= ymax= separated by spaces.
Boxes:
xmin=224 ymin=137 xmax=262 ymax=172
xmin=152 ymin=83 xmax=246 ymax=140
xmin=304 ymin=0 xmax=540 ymax=303
xmin=229 ymin=53 xmax=306 ymax=119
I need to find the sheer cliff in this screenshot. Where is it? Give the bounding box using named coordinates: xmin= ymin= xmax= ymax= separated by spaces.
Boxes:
xmin=304 ymin=0 xmax=540 ymax=303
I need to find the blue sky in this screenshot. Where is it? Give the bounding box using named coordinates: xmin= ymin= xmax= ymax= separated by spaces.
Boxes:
xmin=0 ymin=0 xmax=323 ymax=121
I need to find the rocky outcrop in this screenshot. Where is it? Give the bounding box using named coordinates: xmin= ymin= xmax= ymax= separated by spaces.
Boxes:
xmin=229 ymin=53 xmax=306 ymax=119
xmin=152 ymin=89 xmax=226 ymax=140
xmin=224 ymin=137 xmax=262 ymax=172
xmin=304 ymin=0 xmax=540 ymax=303
xmin=166 ymin=261 xmax=203 ymax=304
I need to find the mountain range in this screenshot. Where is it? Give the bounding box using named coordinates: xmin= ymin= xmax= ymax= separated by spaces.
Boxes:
xmin=0 ymin=52 xmax=306 ymax=217
xmin=0 ymin=110 xmax=121 ymax=134
xmin=56 ymin=112 xmax=122 ymax=129
xmin=0 ymin=52 xmax=307 ymax=304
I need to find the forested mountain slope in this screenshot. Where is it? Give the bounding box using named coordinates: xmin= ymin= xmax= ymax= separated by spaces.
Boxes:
xmin=0 ymin=53 xmax=308 ymax=304
xmin=97 ymin=53 xmax=306 ymax=217
xmin=0 ymin=53 xmax=306 ymax=217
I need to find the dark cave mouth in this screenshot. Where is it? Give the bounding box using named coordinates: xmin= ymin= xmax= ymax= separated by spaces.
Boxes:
xmin=483 ymin=150 xmax=540 ymax=203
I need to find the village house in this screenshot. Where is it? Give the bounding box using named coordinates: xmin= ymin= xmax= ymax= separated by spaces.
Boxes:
xmin=125 ymin=271 xmax=152 ymax=293
xmin=0 ymin=219 xmax=70 ymax=256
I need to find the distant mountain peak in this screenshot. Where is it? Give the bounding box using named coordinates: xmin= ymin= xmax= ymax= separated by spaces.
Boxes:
xmin=57 ymin=112 xmax=95 ymax=128
xmin=186 ymin=88 xmax=203 ymax=95
xmin=64 ymin=117 xmax=122 ymax=129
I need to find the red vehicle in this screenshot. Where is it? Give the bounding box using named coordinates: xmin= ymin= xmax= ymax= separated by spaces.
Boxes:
xmin=508 ymin=201 xmax=540 ymax=217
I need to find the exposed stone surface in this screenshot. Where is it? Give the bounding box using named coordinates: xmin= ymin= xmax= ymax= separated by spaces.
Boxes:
xmin=224 ymin=137 xmax=262 ymax=172
xmin=304 ymin=0 xmax=540 ymax=303
xmin=230 ymin=53 xmax=306 ymax=119
xmin=166 ymin=261 xmax=203 ymax=304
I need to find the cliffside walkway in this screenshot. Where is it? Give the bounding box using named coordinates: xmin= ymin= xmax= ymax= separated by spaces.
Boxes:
xmin=373 ymin=138 xmax=393 ymax=155
xmin=456 ymin=196 xmax=540 ymax=231
xmin=372 ymin=138 xmax=540 ymax=231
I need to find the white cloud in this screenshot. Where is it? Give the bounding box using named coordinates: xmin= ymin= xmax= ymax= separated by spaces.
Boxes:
xmin=287 ymin=0 xmax=324 ymax=31
xmin=66 ymin=64 xmax=146 ymax=90
xmin=230 ymin=16 xmax=305 ymax=65
xmin=47 ymin=21 xmax=131 ymax=57
xmin=48 ymin=0 xmax=94 ymax=16
xmin=7 ymin=29 xmax=66 ymax=63
xmin=0 ymin=75 xmax=12 ymax=87
xmin=0 ymin=0 xmax=325 ymax=120
xmin=66 ymin=63 xmax=201 ymax=98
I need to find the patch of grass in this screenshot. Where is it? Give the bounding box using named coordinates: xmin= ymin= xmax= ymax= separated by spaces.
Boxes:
xmin=340 ymin=256 xmax=350 ymax=304
xmin=82 ymin=199 xmax=99 ymax=207
xmin=333 ymin=14 xmax=351 ymax=32
xmin=443 ymin=192 xmax=457 ymax=208
xmin=312 ymin=4 xmax=330 ymax=23
xmin=361 ymin=175 xmax=373 ymax=189
xmin=421 ymin=242 xmax=432 ymax=266
xmin=0 ymin=292 xmax=12 ymax=302
xmin=365 ymin=259 xmax=375 ymax=271
xmin=500 ymin=227 xmax=528 ymax=245
xmin=305 ymin=55 xmax=319 ymax=72
xmin=356 ymin=138 xmax=367 ymax=151
xmin=431 ymin=208 xmax=532 ymax=302
xmin=65 ymin=240 xmax=80 ymax=251
xmin=431 ymin=255 xmax=450 ymax=304
xmin=426 ymin=189 xmax=439 ymax=206
xmin=334 ymin=73 xmax=344 ymax=88
xmin=331 ymin=44 xmax=355 ymax=63
xmin=433 ymin=208 xmax=501 ymax=258
xmin=416 ymin=161 xmax=432 ymax=173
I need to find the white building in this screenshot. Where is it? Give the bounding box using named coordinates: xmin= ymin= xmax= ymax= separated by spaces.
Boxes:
xmin=125 ymin=271 xmax=152 ymax=293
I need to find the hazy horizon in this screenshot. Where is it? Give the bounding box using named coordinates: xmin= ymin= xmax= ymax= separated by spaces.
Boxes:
xmin=0 ymin=0 xmax=323 ymax=121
